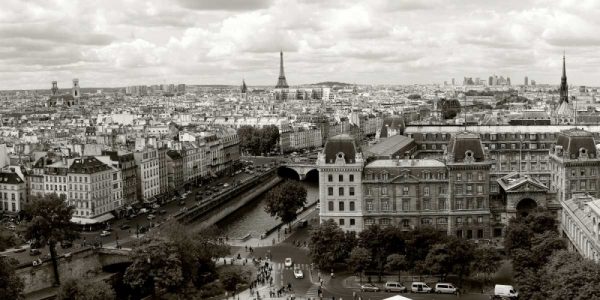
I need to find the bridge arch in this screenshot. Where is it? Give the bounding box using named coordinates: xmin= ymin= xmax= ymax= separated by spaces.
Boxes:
xmin=305 ymin=169 xmax=319 ymax=182
xmin=277 ymin=166 xmax=301 ymax=180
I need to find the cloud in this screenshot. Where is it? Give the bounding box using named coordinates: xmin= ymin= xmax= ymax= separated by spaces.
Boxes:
xmin=177 ymin=0 xmax=273 ymax=11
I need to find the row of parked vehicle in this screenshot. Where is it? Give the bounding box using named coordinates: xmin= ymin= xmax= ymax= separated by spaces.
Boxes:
xmin=360 ymin=281 xmax=459 ymax=294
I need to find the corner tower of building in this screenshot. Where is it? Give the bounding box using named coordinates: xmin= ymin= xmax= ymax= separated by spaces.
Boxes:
xmin=317 ymin=134 xmax=364 ymax=231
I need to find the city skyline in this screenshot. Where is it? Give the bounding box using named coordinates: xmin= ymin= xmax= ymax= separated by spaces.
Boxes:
xmin=2 ymin=0 xmax=600 ymax=89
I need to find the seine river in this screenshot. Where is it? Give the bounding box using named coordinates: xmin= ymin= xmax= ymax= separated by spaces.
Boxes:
xmin=217 ymin=179 xmax=318 ymax=239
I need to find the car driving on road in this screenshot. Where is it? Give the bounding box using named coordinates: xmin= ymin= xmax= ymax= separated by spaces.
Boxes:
xmin=360 ymin=283 xmax=380 ymax=292
xmin=293 ymin=268 xmax=303 ymax=279
xmin=284 ymin=257 xmax=293 ymax=267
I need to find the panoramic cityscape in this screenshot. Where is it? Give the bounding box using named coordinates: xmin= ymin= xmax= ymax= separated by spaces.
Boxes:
xmin=2 ymin=1 xmax=600 ymax=300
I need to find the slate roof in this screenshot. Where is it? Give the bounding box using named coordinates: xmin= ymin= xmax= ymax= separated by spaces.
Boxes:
xmin=324 ymin=134 xmax=357 ymax=164
xmin=68 ymin=156 xmax=111 ymax=174
xmin=447 ymin=133 xmax=485 ymax=163
xmin=556 ymin=129 xmax=597 ymax=159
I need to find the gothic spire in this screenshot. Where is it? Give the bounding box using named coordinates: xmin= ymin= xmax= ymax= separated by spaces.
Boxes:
xmin=559 ymin=52 xmax=568 ymax=104
xmin=275 ymin=50 xmax=289 ymax=89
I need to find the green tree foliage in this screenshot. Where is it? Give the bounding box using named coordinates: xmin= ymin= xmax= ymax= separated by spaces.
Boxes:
xmin=23 ymin=193 xmax=79 ymax=286
xmin=309 ymin=219 xmax=352 ymax=270
xmin=220 ymin=270 xmax=244 ymax=292
xmin=543 ymin=250 xmax=600 ymax=300
xmin=124 ymin=239 xmax=184 ymax=295
xmin=56 ymin=278 xmax=115 ymax=300
xmin=237 ymin=125 xmax=280 ymax=155
xmin=347 ymin=247 xmax=371 ymax=283
xmin=471 ymin=245 xmax=502 ymax=280
xmin=385 ymin=254 xmax=407 ymax=282
xmin=358 ymin=225 xmax=388 ymax=281
xmin=0 ymin=228 xmax=20 ymax=252
xmin=445 ymin=237 xmax=475 ymax=284
xmin=264 ymin=180 xmax=307 ymax=227
xmin=404 ymin=227 xmax=446 ymax=269
xmin=424 ymin=243 xmax=452 ymax=281
xmin=0 ymin=256 xmax=24 ymax=300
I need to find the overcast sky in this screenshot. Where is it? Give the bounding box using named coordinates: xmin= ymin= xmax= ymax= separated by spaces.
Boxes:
xmin=1 ymin=0 xmax=599 ymax=90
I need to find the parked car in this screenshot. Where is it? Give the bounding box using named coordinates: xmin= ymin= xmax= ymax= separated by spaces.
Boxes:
xmin=120 ymin=224 xmax=131 ymax=230
xmin=30 ymin=248 xmax=41 ymax=256
xmin=293 ymin=268 xmax=304 ymax=279
xmin=493 ymin=284 xmax=518 ymax=300
xmin=411 ymin=282 xmax=432 ymax=293
xmin=100 ymin=230 xmax=111 ymax=237
xmin=147 ymin=214 xmax=156 ymax=220
xmin=284 ymin=258 xmax=293 ymax=267
xmin=435 ymin=283 xmax=458 ymax=294
xmin=384 ymin=281 xmax=407 ymax=293
xmin=360 ymin=284 xmax=380 ymax=292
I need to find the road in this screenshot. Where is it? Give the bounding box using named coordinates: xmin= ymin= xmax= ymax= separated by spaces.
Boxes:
xmin=1 ymin=168 xmax=262 ymax=265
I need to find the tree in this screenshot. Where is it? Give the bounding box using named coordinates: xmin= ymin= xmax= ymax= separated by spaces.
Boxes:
xmin=440 ymin=98 xmax=461 ymax=119
xmin=385 ymin=254 xmax=407 ymax=282
xmin=404 ymin=227 xmax=447 ymax=269
xmin=471 ymin=245 xmax=502 ymax=281
xmin=220 ymin=270 xmax=244 ymax=292
xmin=124 ymin=239 xmax=184 ymax=296
xmin=424 ymin=244 xmax=452 ymax=281
xmin=543 ymin=250 xmax=600 ymax=300
xmin=56 ymin=278 xmax=115 ymax=300
xmin=358 ymin=225 xmax=387 ymax=282
xmin=237 ymin=125 xmax=280 ymax=155
xmin=309 ymin=219 xmax=350 ymax=270
xmin=446 ymin=237 xmax=475 ymax=285
xmin=347 ymin=247 xmax=371 ymax=283
xmin=0 ymin=256 xmax=24 ymax=300
xmin=504 ymin=219 xmax=533 ymax=255
xmin=264 ymin=180 xmax=307 ymax=228
xmin=23 ymin=193 xmax=79 ymax=286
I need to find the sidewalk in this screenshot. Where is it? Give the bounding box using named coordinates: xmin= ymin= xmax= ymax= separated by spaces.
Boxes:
xmin=227 ymin=205 xmax=318 ymax=248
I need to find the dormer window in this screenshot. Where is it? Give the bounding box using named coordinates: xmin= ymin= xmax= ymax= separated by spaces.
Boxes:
xmin=464 ymin=150 xmax=475 ymax=163
xmin=580 ymin=147 xmax=589 ymax=159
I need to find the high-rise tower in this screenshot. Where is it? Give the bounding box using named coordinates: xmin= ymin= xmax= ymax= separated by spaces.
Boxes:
xmin=72 ymin=78 xmax=80 ymax=98
xmin=51 ymin=81 xmax=58 ymax=96
xmin=559 ymin=54 xmax=568 ymax=104
xmin=275 ymin=50 xmax=289 ymax=89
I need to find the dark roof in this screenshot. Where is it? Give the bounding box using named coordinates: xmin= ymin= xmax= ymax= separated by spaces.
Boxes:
xmin=167 ymin=150 xmax=183 ymax=160
xmin=323 ymin=134 xmax=357 ymax=164
xmin=380 ymin=116 xmax=405 ymax=138
xmin=447 ymin=133 xmax=485 ymax=163
xmin=0 ymin=172 xmax=24 ymax=185
xmin=68 ymin=157 xmax=111 ymax=174
xmin=556 ymin=129 xmax=597 ymax=159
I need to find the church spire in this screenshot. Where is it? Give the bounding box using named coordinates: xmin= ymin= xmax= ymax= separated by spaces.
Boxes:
xmin=275 ymin=50 xmax=289 ymax=88
xmin=559 ymin=52 xmax=568 ymax=104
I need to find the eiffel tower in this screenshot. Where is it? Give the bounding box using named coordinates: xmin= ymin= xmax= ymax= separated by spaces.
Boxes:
xmin=275 ymin=50 xmax=289 ymax=88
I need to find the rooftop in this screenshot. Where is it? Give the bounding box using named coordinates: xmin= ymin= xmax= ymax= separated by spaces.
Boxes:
xmin=366 ymin=158 xmax=445 ymax=168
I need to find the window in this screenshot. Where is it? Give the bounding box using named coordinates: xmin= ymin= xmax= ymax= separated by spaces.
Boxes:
xmin=467 ymin=230 xmax=473 ymax=239
xmin=328 ymin=201 xmax=334 ymax=211
xmin=478 ymin=172 xmax=483 ymax=181
xmin=349 ymin=201 xmax=355 ymax=211
xmin=477 ymin=216 xmax=483 ymax=224
xmin=350 ymin=219 xmax=355 ymax=226
xmin=328 ymin=174 xmax=333 ymax=182
xmin=366 ymin=200 xmax=374 ymax=211
xmin=456 ymin=198 xmax=463 ymax=210
xmin=477 ymin=198 xmax=484 ymax=209
xmin=338 ymin=187 xmax=344 ymax=196
xmin=381 ymin=187 xmax=388 ymax=195
xmin=423 ymin=199 xmax=430 ymax=210
xmin=437 ymin=217 xmax=447 ymax=224
xmin=403 ymin=186 xmax=409 ymax=195
xmin=466 ymin=184 xmax=473 ymax=194
xmin=421 ymin=218 xmax=432 ymax=225
xmin=581 ymin=181 xmax=587 ymax=190
xmin=456 ymin=230 xmax=463 ymax=238
xmin=467 ymin=173 xmax=473 ymax=181
xmin=455 ymin=184 xmax=463 ymax=195
xmin=456 ymin=173 xmax=462 ymax=181
xmin=339 ymin=219 xmax=345 ymax=226
xmin=380 ymin=218 xmax=391 ymax=227
xmin=328 ymin=187 xmax=333 ymax=196
xmin=349 ymin=174 xmax=354 ymax=182
xmin=349 ymin=187 xmax=355 ymax=196
xmin=339 ymin=201 xmax=345 ymax=211
xmin=381 ymin=200 xmax=389 ymax=211
xmin=438 ymin=198 xmax=447 ymax=210
xmin=477 ymin=185 xmax=483 ymax=194
xmin=402 ymin=219 xmax=410 ymax=228
xmin=402 ymin=199 xmax=410 ymax=211
xmin=423 ymin=187 xmax=430 ymax=196
xmin=339 ymin=174 xmax=343 ymax=182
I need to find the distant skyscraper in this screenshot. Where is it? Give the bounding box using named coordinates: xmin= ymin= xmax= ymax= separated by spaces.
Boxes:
xmin=507 ymin=77 xmax=511 ymax=86
xmin=524 ymin=76 xmax=528 ymax=86
xmin=488 ymin=76 xmax=493 ymax=86
xmin=452 ymin=78 xmax=455 ymax=85
xmin=275 ymin=50 xmax=289 ymax=89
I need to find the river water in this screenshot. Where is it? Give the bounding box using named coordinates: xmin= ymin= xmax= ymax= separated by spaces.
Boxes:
xmin=217 ymin=179 xmax=318 ymax=239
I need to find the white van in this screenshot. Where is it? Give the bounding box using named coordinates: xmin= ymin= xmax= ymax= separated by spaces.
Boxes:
xmin=410 ymin=282 xmax=432 ymax=293
xmin=435 ymin=283 xmax=458 ymax=294
xmin=384 ymin=281 xmax=407 ymax=293
xmin=493 ymin=284 xmax=518 ymax=299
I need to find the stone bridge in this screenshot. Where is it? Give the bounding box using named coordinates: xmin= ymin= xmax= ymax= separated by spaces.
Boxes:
xmin=278 ymin=162 xmax=318 ymax=180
